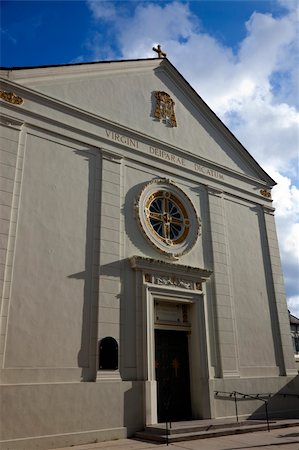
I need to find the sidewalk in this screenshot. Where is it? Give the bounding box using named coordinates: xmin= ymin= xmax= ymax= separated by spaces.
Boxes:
xmin=53 ymin=426 xmax=299 ymax=450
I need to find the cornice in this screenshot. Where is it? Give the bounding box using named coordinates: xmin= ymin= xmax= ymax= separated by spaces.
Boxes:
xmin=1 ymin=59 xmax=162 ymax=83
xmin=1 ymin=58 xmax=275 ymax=186
xmin=129 ymin=255 xmax=212 ymax=280
xmin=0 ymin=77 xmax=273 ymax=194
xmin=158 ymin=60 xmax=276 ymax=187
xmin=0 ymin=114 xmax=24 ymax=129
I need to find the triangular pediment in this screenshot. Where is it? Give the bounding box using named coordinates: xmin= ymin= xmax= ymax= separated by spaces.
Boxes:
xmin=0 ymin=58 xmax=274 ymax=184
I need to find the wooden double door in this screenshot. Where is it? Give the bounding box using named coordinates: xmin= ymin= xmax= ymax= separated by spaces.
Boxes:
xmin=155 ymin=329 xmax=192 ymax=422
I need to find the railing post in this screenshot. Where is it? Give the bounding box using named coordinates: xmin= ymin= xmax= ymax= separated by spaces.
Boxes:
xmin=165 ymin=420 xmax=169 ymax=446
xmin=234 ymin=391 xmax=239 ymax=423
xmin=265 ymin=401 xmax=270 ymax=432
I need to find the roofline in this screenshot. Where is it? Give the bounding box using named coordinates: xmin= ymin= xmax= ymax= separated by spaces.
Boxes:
xmin=160 ymin=59 xmax=276 ymax=186
xmin=290 ymin=312 xmax=299 ymax=322
xmin=0 ymin=57 xmax=160 ymax=71
xmin=0 ymin=56 xmax=276 ymax=185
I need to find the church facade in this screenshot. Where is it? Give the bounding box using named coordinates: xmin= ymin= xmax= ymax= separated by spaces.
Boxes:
xmin=0 ymin=58 xmax=297 ymax=449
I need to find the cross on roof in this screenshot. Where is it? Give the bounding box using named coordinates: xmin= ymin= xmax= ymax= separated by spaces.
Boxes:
xmin=152 ymin=44 xmax=167 ymax=59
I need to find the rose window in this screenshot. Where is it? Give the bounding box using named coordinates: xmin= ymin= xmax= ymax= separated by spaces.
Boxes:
xmin=146 ymin=191 xmax=189 ymax=244
xmin=136 ymin=179 xmax=200 ymax=258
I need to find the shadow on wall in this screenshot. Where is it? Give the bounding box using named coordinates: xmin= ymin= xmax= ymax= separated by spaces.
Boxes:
xmin=249 ymin=374 xmax=299 ymax=420
xmin=122 ymin=179 xmax=169 ymax=259
xmin=123 ymin=381 xmax=145 ymax=436
xmin=68 ymin=149 xmax=101 ymax=382
xmin=251 ymin=205 xmax=286 ymax=374
xmin=215 ymin=374 xmax=299 ymax=421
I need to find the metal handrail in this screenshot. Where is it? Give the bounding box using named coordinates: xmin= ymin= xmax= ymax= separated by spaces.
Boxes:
xmin=214 ymin=390 xmax=271 ymax=431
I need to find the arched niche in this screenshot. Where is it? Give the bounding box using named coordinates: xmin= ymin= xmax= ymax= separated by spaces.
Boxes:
xmin=99 ymin=337 xmax=118 ymax=370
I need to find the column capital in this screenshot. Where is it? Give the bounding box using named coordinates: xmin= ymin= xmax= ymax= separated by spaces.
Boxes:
xmin=0 ymin=114 xmax=24 ymax=129
xmin=262 ymin=204 xmax=275 ymax=215
xmin=101 ymin=148 xmax=123 ymax=163
xmin=206 ymin=186 xmax=223 ymax=198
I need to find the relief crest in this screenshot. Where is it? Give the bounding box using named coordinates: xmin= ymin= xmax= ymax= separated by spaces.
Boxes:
xmin=154 ymin=91 xmax=177 ymax=127
xmin=0 ymin=90 xmax=24 ymax=105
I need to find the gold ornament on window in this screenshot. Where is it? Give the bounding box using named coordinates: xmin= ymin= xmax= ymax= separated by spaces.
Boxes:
xmin=154 ymin=91 xmax=177 ymax=127
xmin=0 ymin=90 xmax=24 ymax=105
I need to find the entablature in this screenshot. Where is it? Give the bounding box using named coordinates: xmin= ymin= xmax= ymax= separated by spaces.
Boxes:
xmin=129 ymin=255 xmax=212 ymax=292
xmin=0 ymin=77 xmax=275 ymax=207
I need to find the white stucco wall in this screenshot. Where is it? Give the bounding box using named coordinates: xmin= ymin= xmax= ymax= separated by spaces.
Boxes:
xmin=0 ymin=59 xmax=297 ymax=449
xmin=226 ymin=198 xmax=278 ymax=373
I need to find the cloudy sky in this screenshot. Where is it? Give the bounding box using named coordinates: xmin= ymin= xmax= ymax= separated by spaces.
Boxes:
xmin=1 ymin=0 xmax=298 ymax=315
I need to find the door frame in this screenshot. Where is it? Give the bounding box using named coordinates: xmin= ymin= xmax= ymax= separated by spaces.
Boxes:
xmin=142 ymin=285 xmax=210 ymax=425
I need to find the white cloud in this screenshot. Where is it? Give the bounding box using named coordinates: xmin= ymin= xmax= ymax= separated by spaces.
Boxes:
xmin=227 ymin=100 xmax=299 ymax=177
xmin=278 ymin=0 xmax=299 ymax=13
xmin=85 ymin=31 xmax=116 ymax=61
xmin=288 ymin=296 xmax=299 ymax=318
xmin=269 ymin=172 xmax=299 ymax=303
xmin=87 ymin=0 xmax=116 ymax=20
xmin=87 ymin=1 xmax=299 ymax=315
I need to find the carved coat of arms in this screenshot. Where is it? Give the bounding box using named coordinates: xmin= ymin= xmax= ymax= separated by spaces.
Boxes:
xmin=154 ymin=91 xmax=177 ymax=127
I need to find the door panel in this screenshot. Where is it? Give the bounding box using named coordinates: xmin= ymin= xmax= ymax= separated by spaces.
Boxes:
xmin=155 ymin=329 xmax=192 ymax=422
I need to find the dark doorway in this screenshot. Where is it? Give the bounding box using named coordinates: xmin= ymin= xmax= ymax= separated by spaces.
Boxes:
xmin=155 ymin=329 xmax=192 ymax=422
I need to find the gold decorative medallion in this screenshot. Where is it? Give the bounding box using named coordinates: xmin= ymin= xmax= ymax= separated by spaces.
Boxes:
xmin=0 ymin=90 xmax=24 ymax=105
xmin=136 ymin=179 xmax=200 ymax=259
xmin=154 ymin=91 xmax=177 ymax=127
xmin=260 ymin=189 xmax=271 ymax=199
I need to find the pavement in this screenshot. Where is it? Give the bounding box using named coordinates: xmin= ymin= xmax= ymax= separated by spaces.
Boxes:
xmin=53 ymin=426 xmax=299 ymax=450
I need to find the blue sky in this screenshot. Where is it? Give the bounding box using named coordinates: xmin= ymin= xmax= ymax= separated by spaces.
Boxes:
xmin=1 ymin=0 xmax=299 ymax=316
xmin=0 ymin=1 xmax=291 ymax=67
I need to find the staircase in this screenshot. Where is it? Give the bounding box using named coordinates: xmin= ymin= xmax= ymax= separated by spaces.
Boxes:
xmin=135 ymin=418 xmax=299 ymax=444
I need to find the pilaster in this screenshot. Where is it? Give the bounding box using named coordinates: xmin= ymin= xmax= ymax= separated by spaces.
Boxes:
xmin=207 ymin=187 xmax=239 ymax=378
xmin=96 ymin=150 xmax=123 ymax=380
xmin=263 ymin=206 xmax=297 ymax=376
xmin=0 ymin=118 xmax=24 ymax=369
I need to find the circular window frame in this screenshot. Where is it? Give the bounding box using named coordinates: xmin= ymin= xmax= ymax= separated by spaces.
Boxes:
xmin=136 ymin=179 xmax=200 ymax=259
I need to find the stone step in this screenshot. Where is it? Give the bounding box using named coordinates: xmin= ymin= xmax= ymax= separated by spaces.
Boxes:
xmin=140 ymin=419 xmax=269 ymax=435
xmin=135 ymin=420 xmax=299 ymax=444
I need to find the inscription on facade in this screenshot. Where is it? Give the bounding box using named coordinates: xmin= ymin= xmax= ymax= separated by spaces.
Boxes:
xmin=153 ymin=275 xmax=193 ymax=289
xmin=194 ymin=163 xmax=224 ymax=180
xmin=105 ymin=130 xmax=139 ymax=149
xmin=104 ymin=128 xmax=224 ymax=181
xmin=149 ymin=146 xmax=186 ymax=166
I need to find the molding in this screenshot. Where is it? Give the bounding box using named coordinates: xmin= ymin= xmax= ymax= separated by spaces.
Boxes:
xmin=0 ymin=114 xmax=24 ymax=129
xmin=207 ymin=186 xmax=224 ymax=198
xmin=222 ymin=370 xmax=240 ymax=378
xmin=96 ymin=371 xmax=122 ymax=381
xmin=135 ymin=178 xmax=200 ymax=259
xmin=150 ymin=274 xmax=201 ymax=291
xmin=3 ymin=58 xmax=161 ymax=83
xmin=262 ymin=205 xmax=276 ymax=215
xmin=129 ymin=255 xmax=212 ymax=281
xmin=0 ymin=77 xmax=275 ymax=190
xmin=239 ymin=366 xmax=280 ymax=378
xmin=159 ymin=60 xmax=276 ymax=186
xmin=101 ymin=148 xmax=123 ymax=162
